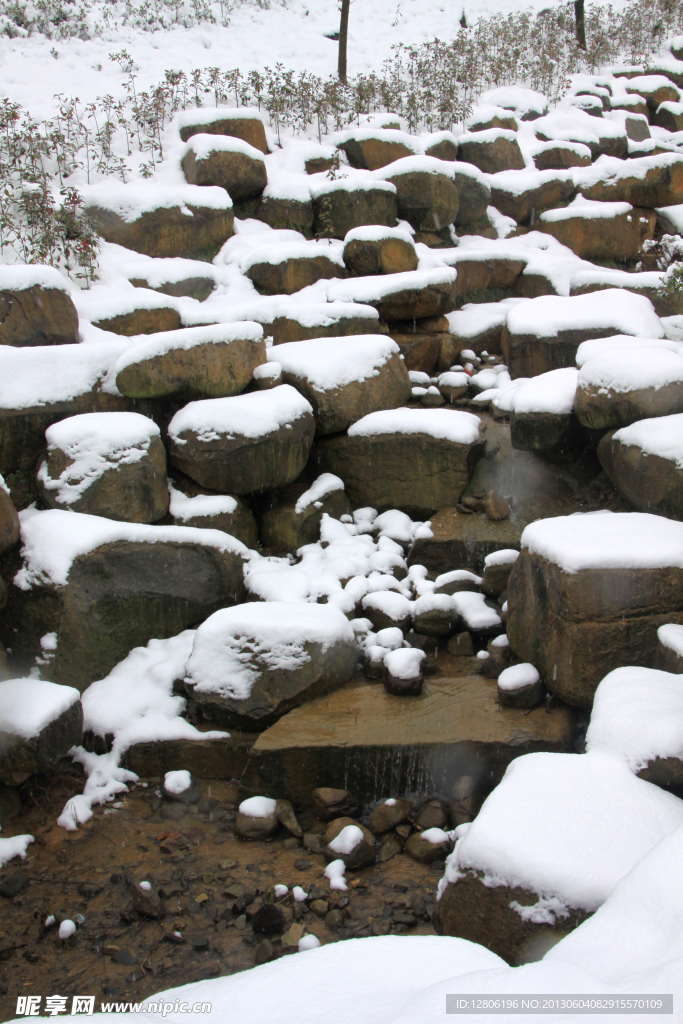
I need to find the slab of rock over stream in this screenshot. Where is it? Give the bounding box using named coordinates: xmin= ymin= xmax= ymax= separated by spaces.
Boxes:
xmin=184 ymin=601 xmax=358 ymax=730
xmin=239 ymin=676 xmax=574 ymax=807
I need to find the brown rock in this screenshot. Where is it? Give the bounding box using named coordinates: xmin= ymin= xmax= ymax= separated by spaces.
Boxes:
xmin=368 ymin=797 xmax=412 ymax=834
xmin=0 ymin=685 xmax=83 ymax=785
xmin=343 ymin=234 xmax=418 ymax=276
xmin=532 ymin=143 xmax=591 ymax=170
xmin=312 ymin=183 xmax=397 ymax=239
xmin=408 ymin=506 xmax=522 ymax=574
xmin=312 ymin=787 xmax=360 ymax=821
xmin=130 ymin=883 xmax=166 ymax=919
xmin=578 ymin=153 xmax=683 ymax=207
xmin=323 ymin=819 xmax=376 ymax=868
xmin=489 ymin=172 xmax=575 ymax=225
xmin=92 ymin=306 xmax=182 ymax=337
xmin=339 ymin=131 xmax=414 ymax=170
xmin=323 ymin=816 xmax=374 ymax=847
xmin=377 ymin=832 xmax=403 ymax=861
xmin=510 ymin=409 xmax=582 ymax=456
xmin=130 ymin=271 xmax=214 ymax=302
xmin=234 ymin=807 xmax=279 ymax=840
xmin=453 ymin=256 xmax=525 ymax=300
xmin=181 ymin=136 xmax=267 ymax=203
xmin=85 ymin=191 xmax=234 ymax=259
xmin=414 ymin=798 xmax=448 ymax=830
xmin=597 ymin=427 xmax=683 ymax=521
xmin=248 ymin=193 xmax=314 ymax=236
xmin=246 ymin=253 xmax=344 ymax=296
xmin=432 ymin=869 xmax=587 ymax=965
xmin=404 ymin=831 xmax=450 ymax=863
xmin=453 ymin=169 xmax=492 ymax=228
xmin=484 ymin=490 xmax=510 ymax=521
xmin=447 ymin=631 xmax=474 ymax=656
xmin=390 ymin=331 xmax=442 ymax=374
xmin=449 ymin=774 xmax=482 ymax=826
xmin=625 ymin=76 xmax=680 ymax=111
xmin=458 ymin=131 xmax=525 ymax=174
xmin=575 ymin=377 xmax=683 ymax=432
xmin=654 ymin=102 xmax=683 ymax=132
xmin=273 ymin=307 xmax=379 ymax=345
xmin=179 ymin=113 xmax=268 ymax=153
xmin=424 ymin=135 xmax=459 ymax=161
xmin=257 ymin=473 xmax=351 ymax=554
xmin=384 ymin=166 xmax=459 ymax=232
xmin=169 ymin=479 xmax=258 ymax=548
xmin=0 ymin=283 xmax=78 ymax=347
xmin=0 ymin=483 xmax=19 ymax=554
xmin=538 ymin=204 xmax=655 ymax=261
xmin=275 ymin=798 xmax=303 ymax=837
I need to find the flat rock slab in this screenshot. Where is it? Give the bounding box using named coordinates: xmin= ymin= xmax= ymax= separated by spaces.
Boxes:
xmin=121 ymin=734 xmax=256 ymax=779
xmin=409 ymin=506 xmax=522 ymax=575
xmin=239 ymin=676 xmax=574 ymax=807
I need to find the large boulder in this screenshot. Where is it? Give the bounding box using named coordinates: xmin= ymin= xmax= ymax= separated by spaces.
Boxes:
xmin=90 ymin=293 xmax=182 ymax=337
xmin=311 ymin=180 xmax=397 ymax=239
xmin=272 ymin=301 xmax=379 ymax=345
xmin=509 ymin=368 xmax=580 ymax=455
xmin=533 ymin=109 xmax=628 ymax=160
xmin=489 ymin=169 xmax=575 ymax=225
xmin=247 ymin=182 xmax=314 ymax=237
xmin=257 ymin=472 xmax=350 ymax=554
xmin=0 ymin=477 xmax=19 ymax=554
xmin=569 ymin=268 xmax=671 ymax=316
xmin=597 ymin=414 xmax=683 ymax=520
xmin=457 ymin=129 xmax=525 ymax=173
xmin=169 ymin=480 xmax=258 ymax=548
xmin=272 ymin=334 xmax=410 ymax=435
xmin=7 ymin=509 xmax=247 ymax=691
xmin=0 ymin=679 xmax=82 ymax=784
xmin=0 ymin=266 xmax=79 ymax=347
xmin=181 ymin=134 xmax=267 ymax=203
xmin=452 ymin=254 xmax=526 ymax=301
xmin=319 ymin=408 xmax=484 ymax=516
xmin=376 ymin=156 xmax=459 ymax=232
xmin=167 ymin=385 xmax=315 ymax=494
xmin=184 ymin=601 xmax=358 ymax=729
xmin=452 ymin=165 xmax=492 ymax=229
xmin=625 ymin=74 xmax=681 ymax=111
xmin=433 ymin=750 xmax=683 ymax=964
xmin=244 ymin=242 xmax=345 ymax=295
xmin=178 ymin=107 xmax=268 ymax=153
xmin=586 ymin=665 xmax=683 ymax=788
xmin=538 ymin=197 xmax=655 ymax=261
xmin=0 ymin=342 xmax=133 ymax=476
xmin=84 ymin=183 xmax=234 ymax=259
xmin=343 ymin=225 xmax=418 ymax=276
xmin=502 ymin=291 xmax=663 ymax=379
xmin=115 ymin=322 xmax=265 ymax=399
xmin=327 ymin=267 xmax=457 ymax=322
xmin=37 ymin=412 xmax=169 ymax=523
xmin=532 ymin=141 xmax=591 ymax=170
xmin=507 ymin=512 xmax=683 ymax=707
xmin=575 ymin=346 xmax=683 ymax=430
xmin=574 ymin=153 xmax=683 ymax=207
xmin=335 ymin=127 xmax=417 ymax=170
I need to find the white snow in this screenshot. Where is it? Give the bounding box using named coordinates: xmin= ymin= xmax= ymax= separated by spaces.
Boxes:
xmin=451 ymin=592 xmax=502 ymax=630
xmin=309 ymin=177 xmax=396 ymax=200
xmin=540 ymin=195 xmax=632 ymax=223
xmin=274 ymin=885 xmax=288 ymax=898
xmin=577 ymin=348 xmax=683 ymax=394
xmin=328 ymin=824 xmax=364 ymax=854
xmin=658 ymin=622 xmax=683 ymax=656
xmin=0 ymin=264 xmax=71 ymax=292
xmin=521 ymin=511 xmax=683 ymax=573
xmin=586 ymin=666 xmax=683 ymax=771
xmin=373 ymin=154 xmax=459 ymax=181
xmin=421 ymin=827 xmax=450 ymax=845
xmin=14 ymin=508 xmax=246 ymax=591
xmin=58 ymin=920 xmax=76 ymax=940
xmin=298 ymin=934 xmax=321 ymax=951
xmin=482 ymin=86 xmax=548 ymax=118
xmin=253 ymin=362 xmax=281 ymax=381
xmin=504 ymin=290 xmax=663 ymax=341
xmin=434 ymin=569 xmax=482 ymax=588
xmin=0 ymin=835 xmax=33 ymax=868
xmin=168 ymin=484 xmax=238 ymax=522
xmin=38 ymin=412 xmax=160 ymax=507
xmin=347 ymin=408 xmax=481 ymax=444
xmin=292 ymin=886 xmax=307 ymax=902
xmin=439 ymin=749 xmax=683 ymax=912
xmin=384 ymin=647 xmax=425 ymax=679
xmin=294 ymin=474 xmax=345 ymax=515
xmin=484 ymin=549 xmax=519 ymax=568
xmin=498 ymin=663 xmax=540 ymax=691
xmin=323 ymin=860 xmax=347 ymax=891
xmin=0 ymin=342 xmax=127 ymax=410
xmin=272 ymin=300 xmax=379 ymax=330
xmin=82 ymin=182 xmax=233 ymax=221
xmin=181 ymin=132 xmax=266 ymax=162
xmin=164 ymin=770 xmax=192 ymax=795
xmin=574 ymin=334 xmax=682 ymax=367
xmin=114 ymin=322 xmax=264 ymax=375
xmin=510 ymin=367 xmax=578 ymax=415
xmin=168 ymin=384 xmax=313 ymax=443
xmin=326 ymin=267 xmax=456 ymax=305
xmin=446 ymin=298 xmax=528 ymax=341
xmin=611 ymin=413 xmax=683 ymax=467
xmin=271 ymin=334 xmax=401 ymax=390
xmin=0 ymin=678 xmax=80 ymax=739
xmin=177 ymin=108 xmax=267 ymax=130
xmin=239 ymin=796 xmax=277 ymax=819
xmin=343 ymin=224 xmax=415 ymax=246
xmin=361 ymin=591 xmax=412 ymax=624
xmin=185 ymin=601 xmax=355 ymax=700
xmin=242 ymin=240 xmax=345 ymax=271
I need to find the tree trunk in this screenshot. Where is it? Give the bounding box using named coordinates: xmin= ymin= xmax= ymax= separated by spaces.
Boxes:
xmin=575 ymin=0 xmax=586 ymax=49
xmin=338 ymin=0 xmax=350 ymax=82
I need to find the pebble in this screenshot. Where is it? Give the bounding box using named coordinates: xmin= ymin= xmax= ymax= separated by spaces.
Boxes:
xmin=0 ymin=874 xmax=28 ymax=899
xmin=111 ymin=949 xmax=138 ymax=966
xmin=294 ymin=858 xmax=312 ymax=871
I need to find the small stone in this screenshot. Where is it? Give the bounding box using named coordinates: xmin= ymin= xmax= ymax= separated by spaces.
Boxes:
xmin=275 ymin=798 xmax=303 ymax=838
xmin=447 ymin=631 xmax=474 ymax=656
xmin=195 ymin=893 xmax=209 ymax=904
xmin=235 ymin=915 xmax=247 ymax=930
xmin=111 ymin=949 xmax=138 ymax=966
xmin=252 ymin=903 xmax=286 ymax=935
xmin=405 ymin=832 xmax=451 ymax=864
xmin=254 ymin=938 xmax=276 ymax=965
xmin=393 ymin=912 xmax=418 ymax=926
xmin=310 ymin=898 xmax=329 ymax=916
xmin=312 ymin=787 xmax=360 ymax=821
xmin=395 ymin=823 xmax=412 ymax=839
xmin=130 ymin=882 xmax=166 ymax=919
xmin=410 ymin=893 xmax=427 ymax=917
xmin=0 ymin=874 xmax=29 ymax=899
xmin=281 ymin=922 xmax=305 ymax=947
xmin=294 ymin=858 xmax=312 ymax=872
xmin=414 ymin=799 xmax=448 ymax=830
xmin=283 ymin=837 xmax=302 ymax=850
xmin=192 ymin=937 xmax=209 ymax=952
xmin=484 ymin=490 xmax=510 ymax=521
xmin=161 ymin=802 xmax=187 ymax=822
xmin=325 ymin=908 xmax=345 ymax=930
xmin=377 ymin=832 xmax=403 ymax=862
xmin=302 ymin=833 xmax=324 ymax=854
xmin=450 ymin=775 xmax=480 ymax=827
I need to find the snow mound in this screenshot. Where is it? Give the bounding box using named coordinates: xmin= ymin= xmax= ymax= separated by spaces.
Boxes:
xmin=611 ymin=413 xmax=683 ymax=468
xmin=115 ymin=322 xmax=263 ymax=374
xmin=578 ymin=348 xmax=683 ymax=393
xmin=505 ymin=290 xmax=663 ymax=340
xmin=440 ymin=749 xmax=683 ymax=911
xmin=168 ymin=484 xmax=238 ymax=522
xmin=0 ymin=678 xmax=80 ymax=739
xmin=510 ymin=367 xmax=578 ymax=415
xmin=168 ymin=384 xmax=313 ymax=443
xmin=521 ymin=511 xmax=683 ymax=573
xmin=271 ymin=334 xmax=401 ymax=390
xmin=575 ymin=334 xmax=682 ymax=367
xmin=347 ymin=408 xmax=480 ymax=444
xmin=384 ymin=647 xmax=425 ymax=679
xmin=586 ymin=666 xmax=683 ymax=771
xmin=82 ymin=182 xmax=233 ymax=220
xmin=498 ymin=663 xmax=540 ymax=692
xmin=0 ymin=342 xmax=126 ymax=410
xmin=239 ymin=796 xmax=277 ymax=819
